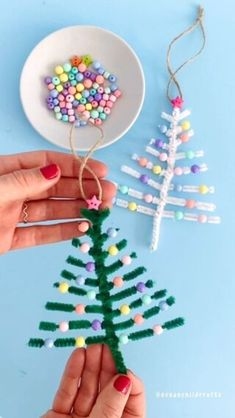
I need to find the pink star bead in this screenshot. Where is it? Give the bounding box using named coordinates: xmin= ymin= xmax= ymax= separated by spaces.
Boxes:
xmin=171 ymin=96 xmax=184 ymax=109
xmin=86 ymin=195 xmax=102 ymax=210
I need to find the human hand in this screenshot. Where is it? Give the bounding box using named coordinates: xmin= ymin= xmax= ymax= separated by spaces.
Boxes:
xmin=42 ymin=344 xmax=146 ymax=418
xmin=0 ymin=151 xmax=116 ymax=254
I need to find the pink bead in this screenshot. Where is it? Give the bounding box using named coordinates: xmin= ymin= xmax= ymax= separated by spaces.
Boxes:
xmin=69 ymin=115 xmax=75 ymax=122
xmin=83 ymin=79 xmax=92 ymax=88
xmin=109 ymin=94 xmax=117 ymax=102
xmin=82 ymin=110 xmax=90 ymax=119
xmin=91 ymin=100 xmax=98 ymax=108
xmin=59 ymin=321 xmax=69 ymax=332
xmin=144 ymin=194 xmax=153 ymax=203
xmin=48 ymin=83 xmax=55 ymax=90
xmin=78 ymin=63 xmax=87 ymax=72
xmin=113 ymin=276 xmax=124 ymax=287
xmin=185 ymin=199 xmax=196 ymax=209
xmin=159 ymin=152 xmax=168 ymax=162
xmin=66 ymin=94 xmax=74 ymax=103
xmin=58 ymin=94 xmax=65 ymax=101
xmin=68 ymin=109 xmax=74 ymax=115
xmin=66 ymin=102 xmax=72 ymax=109
xmin=98 ymin=87 xmax=104 ymax=94
xmin=77 ymin=104 xmax=85 ymax=113
xmin=80 ymin=242 xmax=90 ymax=253
xmin=198 ymin=214 xmax=208 ymax=223
xmin=121 ymin=255 xmax=132 ymax=265
xmin=59 ymin=101 xmax=66 ymax=108
xmin=96 ymin=75 xmax=104 ymax=84
xmin=174 ymin=167 xmax=183 ymax=176
xmin=106 ymin=100 xmax=113 ymax=108
xmin=134 ymin=314 xmax=144 ymax=325
xmin=153 ymin=325 xmax=163 ymax=335
xmin=100 ymin=99 xmax=106 ymax=107
xmin=68 ymin=86 xmax=76 ymax=95
xmin=89 ymin=118 xmax=95 ymax=124
xmin=75 ymin=304 xmax=85 ymax=314
xmin=103 ymin=93 xmax=109 ymax=101
xmin=95 ymin=118 xmax=102 ymax=125
xmin=114 ymin=89 xmax=121 ymax=98
xmin=104 ymin=107 xmax=111 ymax=115
xmin=78 ymin=221 xmax=89 ymax=233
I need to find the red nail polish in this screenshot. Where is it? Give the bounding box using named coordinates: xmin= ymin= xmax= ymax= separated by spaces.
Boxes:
xmin=40 ymin=164 xmax=59 ymax=180
xmin=113 ymin=375 xmax=131 ymax=395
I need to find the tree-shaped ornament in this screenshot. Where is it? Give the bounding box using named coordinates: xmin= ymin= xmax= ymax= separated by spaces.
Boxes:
xmin=28 ymin=121 xmax=184 ymax=374
xmin=115 ymin=7 xmax=220 ymax=251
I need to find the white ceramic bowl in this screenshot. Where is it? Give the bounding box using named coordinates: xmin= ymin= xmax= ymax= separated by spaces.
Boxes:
xmin=20 ymin=25 xmax=145 ymax=151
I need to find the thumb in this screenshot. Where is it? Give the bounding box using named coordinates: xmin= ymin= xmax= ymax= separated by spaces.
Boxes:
xmin=0 ymin=164 xmax=60 ymax=202
xmin=90 ymin=374 xmax=132 ymax=418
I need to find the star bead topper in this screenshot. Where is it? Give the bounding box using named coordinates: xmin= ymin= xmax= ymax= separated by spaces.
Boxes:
xmin=86 ymin=195 xmax=102 ymax=210
xmin=171 ymin=96 xmax=184 ymax=109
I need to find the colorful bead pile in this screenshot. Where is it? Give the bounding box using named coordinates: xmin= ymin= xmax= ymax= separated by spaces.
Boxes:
xmin=44 ymin=54 xmax=122 ymax=127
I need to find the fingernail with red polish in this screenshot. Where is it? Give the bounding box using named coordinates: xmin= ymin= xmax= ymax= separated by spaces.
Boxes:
xmin=113 ymin=375 xmax=131 ymax=395
xmin=40 ymin=164 xmax=59 ymax=180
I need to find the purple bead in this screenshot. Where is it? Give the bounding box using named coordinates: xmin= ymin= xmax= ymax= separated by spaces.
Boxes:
xmin=46 ymin=97 xmax=53 ymax=103
xmin=84 ymin=70 xmax=91 ymax=78
xmin=88 ymin=95 xmax=94 ymax=103
xmin=95 ymin=93 xmax=102 ymax=101
xmin=50 ymin=89 xmax=58 ymax=98
xmin=63 ymin=89 xmax=68 ymax=96
xmin=53 ymin=98 xmax=59 ymax=105
xmin=47 ymin=103 xmax=54 ymax=110
xmin=136 ymin=282 xmax=146 ymax=293
xmin=86 ymin=262 xmax=95 ymax=272
xmin=64 ymin=82 xmax=71 ymax=89
xmin=155 ymin=139 xmax=164 ymax=149
xmin=90 ymin=73 xmax=97 ymax=81
xmin=44 ymin=76 xmax=52 ymax=84
xmin=98 ymin=67 xmax=105 ymax=75
xmin=91 ymin=319 xmax=102 ymax=331
xmin=73 ymin=100 xmax=79 ymax=107
xmin=191 ymin=164 xmax=200 ymax=174
xmin=61 ymin=108 xmax=67 ymax=115
xmin=140 ymin=174 xmax=149 ymax=184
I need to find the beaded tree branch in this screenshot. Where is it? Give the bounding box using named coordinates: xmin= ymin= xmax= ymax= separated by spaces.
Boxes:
xmin=115 ymin=6 xmax=220 ymax=251
xmin=28 ymin=119 xmax=184 ymax=374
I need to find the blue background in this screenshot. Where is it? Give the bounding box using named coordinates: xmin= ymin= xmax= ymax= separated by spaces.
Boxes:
xmin=0 ymin=1 xmax=234 ymax=417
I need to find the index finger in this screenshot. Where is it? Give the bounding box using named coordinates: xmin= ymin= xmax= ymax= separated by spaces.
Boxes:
xmin=52 ymin=348 xmax=85 ymax=414
xmin=0 ymin=150 xmax=107 ymax=178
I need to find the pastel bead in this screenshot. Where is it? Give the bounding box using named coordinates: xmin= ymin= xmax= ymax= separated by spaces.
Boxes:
xmin=120 ymin=304 xmax=130 ymax=315
xmin=198 ymin=214 xmax=208 ymax=223
xmin=87 ymin=290 xmax=96 ymax=300
xmin=62 ymin=115 xmax=68 ymax=122
xmin=191 ymin=164 xmax=200 ymax=174
xmin=152 ymin=165 xmax=162 ymax=174
xmin=71 ymin=55 xmax=82 ymax=66
xmin=121 ymin=255 xmax=132 ymax=265
xmin=56 ymin=84 xmax=63 ymax=92
xmin=128 ymin=202 xmax=137 ymax=211
xmin=78 ymin=63 xmax=87 ymax=72
xmin=48 ymin=83 xmax=55 ymax=90
xmin=109 ymin=74 xmax=116 ymax=82
xmin=159 ymin=301 xmax=169 ymax=311
xmin=90 ymin=110 xmax=99 ymax=119
xmin=83 ymin=111 xmax=90 ymax=119
xmin=113 ymin=276 xmax=123 ymax=287
xmin=80 ymin=242 xmax=90 ymax=253
xmin=77 ymin=104 xmax=85 ymax=113
xmin=60 ymin=73 xmax=68 ymax=82
xmin=95 ymin=118 xmax=102 ymax=126
xmin=52 ymin=76 xmax=60 ymax=85
xmin=106 ymin=100 xmax=113 ymax=109
xmin=59 ymin=321 xmax=69 ymax=332
xmin=86 ymin=262 xmax=95 ymax=272
xmin=92 ymin=319 xmax=102 ymax=331
xmin=139 ymin=157 xmax=148 ymax=167
xmin=134 ymin=314 xmax=144 ymax=325
xmin=76 ymin=275 xmax=85 ymax=285
xmin=119 ymin=334 xmax=129 ymax=344
xmin=174 ymin=167 xmax=183 ymax=176
xmin=44 ymin=338 xmax=54 ymax=348
xmin=186 ymin=199 xmax=196 ymax=209
xmin=84 ymin=79 xmax=92 ymax=88
xmin=104 ymin=107 xmax=111 ymax=115
xmin=96 ymin=75 xmax=104 ymax=84
xmin=186 ymin=150 xmax=195 ymax=159
xmin=44 ymin=76 xmax=52 ymax=84
xmin=69 ymin=115 xmax=75 ymax=122
xmin=91 ymin=100 xmax=98 ymax=108
xmin=76 ymin=83 xmax=84 ymax=92
xmin=142 ymin=295 xmax=152 ymax=305
xmin=181 ymin=120 xmax=191 ymax=130
xmin=75 ymin=336 xmax=85 ymax=348
xmin=119 ymin=185 xmax=129 ymax=194
xmin=159 ymin=125 xmax=167 ymax=133
xmin=59 ymin=282 xmax=69 ymax=293
xmin=55 ymin=112 xmax=62 ymax=120
xmin=107 ymin=227 xmax=118 ymax=238
xmin=155 ymin=139 xmax=164 ymax=148
xmin=140 ymin=174 xmax=149 ymax=184
xmin=180 ymin=134 xmax=190 ymax=142
xmin=159 ymin=153 xmax=168 ymax=162
xmin=109 ymin=94 xmax=116 ymax=102
xmin=175 ymin=211 xmax=184 ymax=220
xmin=76 ymin=73 xmax=84 ymax=82
xmin=63 ymin=63 xmax=72 ymax=72
xmin=114 ymin=89 xmax=121 ymax=98
xmin=136 ymin=282 xmax=146 ymax=293
xmin=75 ymin=304 xmax=85 ymax=315
xmin=93 ymin=60 xmax=101 ymax=70
xmin=144 ymin=194 xmax=153 ymax=203
xmin=199 ymin=185 xmax=209 ymax=194
xmin=71 ymin=66 xmax=78 ymax=74
xmin=153 ymin=325 xmax=164 ymax=335
xmin=108 ymin=245 xmax=119 ymax=256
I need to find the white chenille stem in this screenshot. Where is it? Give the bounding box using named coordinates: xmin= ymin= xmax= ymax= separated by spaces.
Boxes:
xmin=175 ymin=150 xmax=204 ymax=160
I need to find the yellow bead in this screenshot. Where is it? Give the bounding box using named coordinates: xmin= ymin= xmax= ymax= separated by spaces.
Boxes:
xmin=152 ymin=165 xmax=162 ymax=175
xmin=120 ymin=304 xmax=130 ymax=315
xmin=128 ymin=202 xmax=137 ymax=211
xmin=75 ymin=93 xmax=82 ymax=100
xmin=199 ymin=184 xmax=209 ymax=194
xmin=75 ymin=336 xmax=85 ymax=347
xmin=55 ymin=65 xmax=64 ymax=75
xmin=56 ymin=84 xmax=63 ymax=92
xmin=59 ymin=73 xmax=68 ymax=83
xmin=108 ymin=245 xmax=119 ymax=256
xmin=85 ymin=103 xmax=92 ymax=111
xmin=76 ymin=83 xmax=85 ymax=92
xmin=59 ymin=282 xmax=69 ymax=293
xmin=181 ymin=120 xmax=191 ymax=131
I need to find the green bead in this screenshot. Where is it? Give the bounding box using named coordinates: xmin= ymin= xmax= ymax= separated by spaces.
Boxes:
xmin=80 ymin=97 xmax=87 ymax=105
xmin=68 ymin=73 xmax=75 ymax=80
xmin=119 ymin=185 xmax=129 ymax=194
xmin=99 ymin=112 xmax=107 ymax=120
xmin=90 ymin=89 xmax=96 ymax=96
xmin=87 ymin=290 xmax=96 ymax=300
xmin=71 ymin=66 xmax=78 ymax=74
xmin=82 ymin=54 xmax=93 ymax=66
xmin=142 ymin=295 xmax=152 ymax=305
xmin=71 ymin=80 xmax=77 ymax=86
xmin=119 ymin=334 xmax=129 ymax=344
xmin=186 ymin=150 xmax=195 ymax=159
xmin=62 ymin=115 xmax=68 ymax=122
xmin=56 ymin=112 xmax=62 ymax=120
xmin=175 ymin=211 xmax=184 ymax=221
xmin=91 ymin=110 xmax=99 ymax=119
xmin=63 ymin=62 xmax=71 ymax=72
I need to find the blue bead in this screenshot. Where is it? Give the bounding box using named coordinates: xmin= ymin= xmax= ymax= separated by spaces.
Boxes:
xmin=50 ymin=89 xmax=58 ymax=98
xmin=159 ymin=301 xmax=169 ymax=311
xmin=176 ymin=185 xmax=183 ymax=192
xmin=159 ymin=125 xmax=167 ymax=133
xmin=73 ymin=100 xmax=79 ymax=107
xmin=75 ymin=120 xmax=81 ymax=127
xmin=110 ymin=84 xmax=118 ymax=92
xmin=109 ymin=74 xmax=117 ymax=83
xmin=53 ymin=98 xmax=59 ymax=105
xmin=107 ymin=227 xmax=118 ymax=238
xmin=98 ymin=67 xmax=105 ymax=75
xmin=76 ymin=275 xmax=85 ymax=285
xmin=82 ymin=89 xmax=90 ymax=98
xmin=76 ymin=73 xmax=84 ymax=82
xmin=93 ymin=60 xmax=101 ymax=70
xmin=44 ymin=338 xmax=54 ymax=348
xmin=80 ymin=120 xmax=87 ymax=127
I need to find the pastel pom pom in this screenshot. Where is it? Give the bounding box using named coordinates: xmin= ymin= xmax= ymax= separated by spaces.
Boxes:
xmin=76 ymin=275 xmax=85 ymax=286
xmin=75 ymin=336 xmax=85 ymax=347
xmin=80 ymin=242 xmax=90 ymax=253
xmin=159 ymin=153 xmax=168 ymax=162
xmin=121 ymin=255 xmax=132 ymax=265
xmin=92 ymin=319 xmax=102 ymax=331
xmin=113 ymin=276 xmax=124 ymax=287
xmin=175 ymin=211 xmax=184 ymax=221
xmin=186 ymin=199 xmax=196 ymax=209
xmin=87 ymin=290 xmax=96 ymax=300
xmin=159 ymin=301 xmax=169 ymax=311
xmin=107 ymin=227 xmax=118 ymax=238
xmin=142 ymin=295 xmax=152 ymax=305
xmin=174 ymin=167 xmax=183 ymax=176
xmin=108 ymin=245 xmax=119 ymax=256
xmin=59 ymin=321 xmax=69 ymax=332
xmin=128 ymin=202 xmax=137 ymax=211
xmin=118 ymin=185 xmax=129 ymax=194
xmin=199 ymin=185 xmax=209 ymax=194
xmin=75 ymin=304 xmax=85 ymax=315
xmin=119 ymin=334 xmax=129 ymax=344
xmin=59 ymin=282 xmax=69 ymax=293
xmin=134 ymin=314 xmax=144 ymax=325
xmin=144 ymin=194 xmax=153 ymax=203
xmin=78 ymin=221 xmax=90 ymax=233
xmin=86 ymin=262 xmax=95 ymax=272
xmin=139 ymin=157 xmax=148 ymax=167
xmin=198 ymin=214 xmax=208 ymax=223
xmin=120 ymin=304 xmax=130 ymax=315
xmin=153 ymin=325 xmax=164 ymax=335
xmin=136 ymin=282 xmax=146 ymax=293
xmin=181 ymin=120 xmax=191 ymax=130
xmin=180 ymin=133 xmax=190 ymax=142
xmin=44 ymin=338 xmax=54 ymax=348
xmin=152 ymin=165 xmax=162 ymax=175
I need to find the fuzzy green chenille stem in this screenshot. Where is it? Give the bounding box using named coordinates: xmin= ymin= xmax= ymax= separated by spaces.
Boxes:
xmin=28 ymin=208 xmax=184 ymax=374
